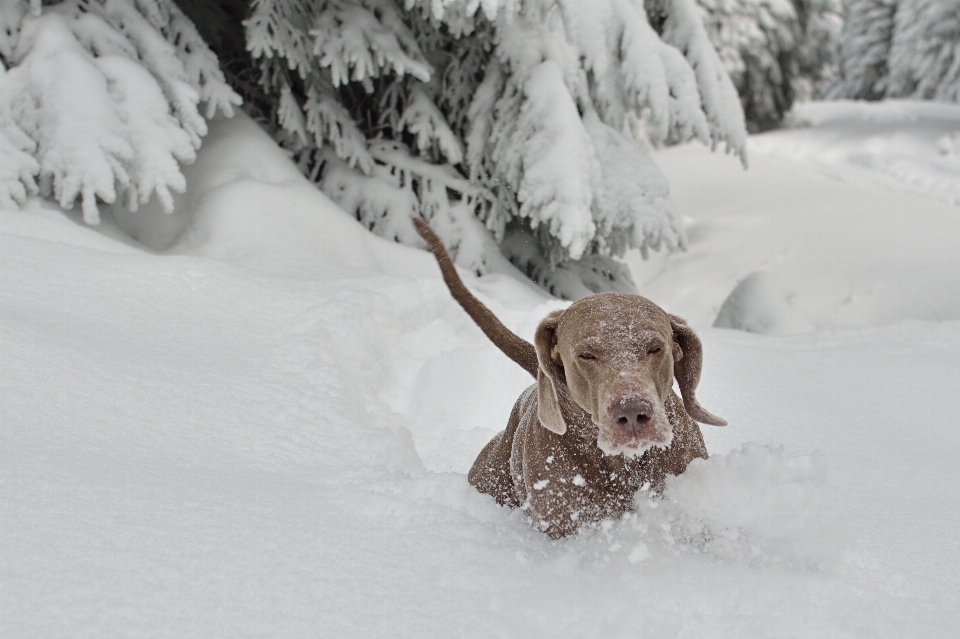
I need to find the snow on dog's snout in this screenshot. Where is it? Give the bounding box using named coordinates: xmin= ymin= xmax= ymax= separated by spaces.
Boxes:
xmin=595 ymin=384 xmax=673 ymax=458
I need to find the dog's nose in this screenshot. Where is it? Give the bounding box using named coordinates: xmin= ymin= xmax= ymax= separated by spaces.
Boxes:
xmin=610 ymin=398 xmax=653 ymax=431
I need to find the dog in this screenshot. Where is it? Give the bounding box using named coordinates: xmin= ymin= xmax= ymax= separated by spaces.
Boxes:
xmin=412 ymin=218 xmax=726 ymax=538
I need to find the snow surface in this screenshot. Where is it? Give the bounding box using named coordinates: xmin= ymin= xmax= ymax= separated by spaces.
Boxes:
xmin=3 ymin=104 xmax=960 ymax=637
xmin=627 ymin=99 xmax=960 ymax=330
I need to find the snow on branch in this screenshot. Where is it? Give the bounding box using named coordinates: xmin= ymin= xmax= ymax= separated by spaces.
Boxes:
xmin=246 ymin=0 xmax=434 ymax=173
xmin=690 ymin=0 xmax=843 ymax=132
xmin=459 ymin=0 xmax=745 ymax=277
xmin=311 ymin=0 xmax=431 ymax=90
xmin=583 ymin=111 xmax=684 ymax=259
xmin=514 ymin=60 xmax=600 ymax=262
xmin=304 ymin=78 xmax=375 ymax=173
xmin=245 ymin=0 xmax=316 ymax=79
xmin=245 ymin=0 xmax=748 ymax=297
xmin=4 ymin=0 xmax=750 ymax=298
xmin=398 ymin=85 xmax=464 ymax=165
xmin=556 ymin=0 xmax=712 ymax=144
xmin=0 ymin=65 xmax=40 ymax=210
xmin=317 ymin=139 xmax=499 ymax=274
xmin=0 ymin=0 xmax=240 ymax=223
xmin=658 ymin=0 xmax=748 ymax=163
xmin=155 ymin=1 xmax=243 ymax=119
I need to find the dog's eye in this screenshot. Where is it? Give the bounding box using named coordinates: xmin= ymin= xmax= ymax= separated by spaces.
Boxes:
xmin=578 ymin=352 xmax=596 ymax=360
xmin=648 ymin=347 xmax=662 ymax=355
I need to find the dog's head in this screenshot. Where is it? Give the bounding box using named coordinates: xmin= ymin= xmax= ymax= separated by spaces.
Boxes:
xmin=534 ymin=293 xmax=726 ymax=457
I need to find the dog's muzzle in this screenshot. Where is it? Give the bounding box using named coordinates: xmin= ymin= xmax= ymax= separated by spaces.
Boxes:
xmin=596 ymin=394 xmax=673 ymax=457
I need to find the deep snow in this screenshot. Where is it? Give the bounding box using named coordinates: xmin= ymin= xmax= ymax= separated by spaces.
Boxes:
xmin=2 ymin=103 xmax=960 ymax=637
xmin=626 ymin=100 xmax=960 ymax=330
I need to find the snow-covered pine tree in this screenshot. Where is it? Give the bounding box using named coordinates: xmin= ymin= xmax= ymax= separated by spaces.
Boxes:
xmin=791 ymin=0 xmax=843 ymax=99
xmin=830 ymin=0 xmax=958 ymax=102
xmin=828 ymin=0 xmax=895 ymax=100
xmin=691 ymin=0 xmax=842 ymax=131
xmin=0 ymin=0 xmax=241 ymax=222
xmin=244 ymin=0 xmax=747 ymax=298
xmin=693 ymin=0 xmax=800 ymax=131
xmin=886 ymin=0 xmax=960 ymax=102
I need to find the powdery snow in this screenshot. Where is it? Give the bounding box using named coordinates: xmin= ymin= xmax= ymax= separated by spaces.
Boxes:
xmin=3 ymin=106 xmax=960 ymax=637
xmin=627 ymin=99 xmax=960 ymax=329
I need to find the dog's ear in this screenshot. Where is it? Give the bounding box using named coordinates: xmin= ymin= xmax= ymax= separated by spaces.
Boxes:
xmin=534 ymin=310 xmax=567 ymax=435
xmin=670 ymin=315 xmax=727 ymax=426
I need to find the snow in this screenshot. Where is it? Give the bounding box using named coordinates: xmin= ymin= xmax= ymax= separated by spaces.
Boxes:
xmin=626 ymin=99 xmax=960 ymax=328
xmin=713 ymin=270 xmax=815 ymax=334
xmin=3 ymin=103 xmax=960 ymax=636
xmin=769 ymin=100 xmax=960 ymax=206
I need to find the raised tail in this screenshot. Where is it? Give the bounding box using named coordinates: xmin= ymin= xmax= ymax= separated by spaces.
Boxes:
xmin=411 ymin=217 xmax=539 ymax=378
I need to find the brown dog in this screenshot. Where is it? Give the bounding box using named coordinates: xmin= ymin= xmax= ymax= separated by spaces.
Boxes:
xmin=413 ymin=218 xmax=726 ymax=538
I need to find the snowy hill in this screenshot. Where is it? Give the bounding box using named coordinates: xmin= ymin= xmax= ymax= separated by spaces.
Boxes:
xmin=3 ymin=104 xmax=960 ymax=637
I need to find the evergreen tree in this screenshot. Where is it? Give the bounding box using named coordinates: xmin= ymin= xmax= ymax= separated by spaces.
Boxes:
xmin=695 ymin=0 xmax=799 ymax=130
xmin=3 ymin=0 xmax=750 ymax=299
xmin=886 ymin=0 xmax=960 ymax=102
xmin=829 ymin=0 xmax=958 ymax=102
xmin=828 ymin=0 xmax=895 ymax=99
xmin=792 ymin=0 xmax=844 ymax=99
xmin=242 ymin=0 xmax=748 ymax=298
xmin=693 ymin=0 xmax=842 ymax=131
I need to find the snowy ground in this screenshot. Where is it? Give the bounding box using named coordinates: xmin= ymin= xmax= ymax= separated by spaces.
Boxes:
xmin=3 ymin=102 xmax=960 ymax=637
xmin=626 ymin=100 xmax=960 ymax=329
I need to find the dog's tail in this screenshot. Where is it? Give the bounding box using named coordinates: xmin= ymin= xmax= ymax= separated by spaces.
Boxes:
xmin=412 ymin=217 xmax=539 ymax=378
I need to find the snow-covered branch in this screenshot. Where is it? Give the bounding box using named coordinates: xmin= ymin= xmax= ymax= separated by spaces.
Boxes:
xmin=0 ymin=0 xmax=240 ymax=223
